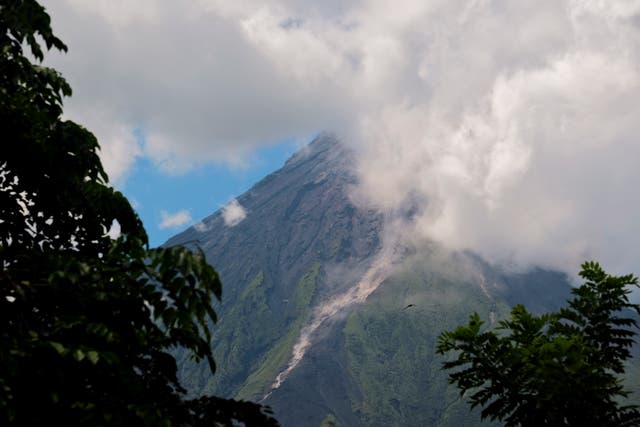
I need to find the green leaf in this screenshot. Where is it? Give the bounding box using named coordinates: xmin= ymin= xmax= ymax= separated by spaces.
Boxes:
xmin=50 ymin=342 xmax=65 ymax=355
xmin=72 ymin=348 xmax=85 ymax=362
xmin=86 ymin=351 xmax=99 ymax=365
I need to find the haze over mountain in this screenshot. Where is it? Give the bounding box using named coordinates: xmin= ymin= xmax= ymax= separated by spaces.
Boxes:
xmin=166 ymin=135 xmax=639 ymax=426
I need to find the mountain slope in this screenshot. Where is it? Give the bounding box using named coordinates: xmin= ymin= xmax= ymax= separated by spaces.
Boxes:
xmin=168 ymin=135 xmax=384 ymax=401
xmin=167 ymin=135 xmax=639 ymax=426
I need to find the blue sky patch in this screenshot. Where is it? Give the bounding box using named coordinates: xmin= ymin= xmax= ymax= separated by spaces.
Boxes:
xmin=119 ymin=140 xmax=299 ymax=247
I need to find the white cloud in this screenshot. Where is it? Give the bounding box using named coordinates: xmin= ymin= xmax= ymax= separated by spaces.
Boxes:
xmin=42 ymin=0 xmax=345 ymax=177
xmin=106 ymin=220 xmax=121 ymax=239
xmin=193 ymin=221 xmax=209 ymax=233
xmin=349 ymin=1 xmax=640 ymax=275
xmin=68 ymin=107 xmax=140 ymax=185
xmin=221 ymin=199 xmax=247 ymax=227
xmin=159 ymin=210 xmax=193 ymax=230
xmin=41 ymin=0 xmax=640 ymax=275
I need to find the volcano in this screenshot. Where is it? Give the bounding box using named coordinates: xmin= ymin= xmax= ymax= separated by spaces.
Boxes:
xmin=167 ymin=135 xmax=639 ymax=427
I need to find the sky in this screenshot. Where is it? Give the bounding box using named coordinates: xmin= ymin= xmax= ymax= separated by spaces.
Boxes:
xmin=41 ymin=0 xmax=640 ymax=278
xmin=117 ymin=134 xmax=298 ymax=245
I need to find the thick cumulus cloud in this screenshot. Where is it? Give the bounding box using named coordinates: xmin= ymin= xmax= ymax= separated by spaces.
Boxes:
xmin=42 ymin=0 xmax=640 ymax=274
xmin=41 ymin=0 xmax=351 ymax=178
xmin=348 ymin=1 xmax=640 ymax=274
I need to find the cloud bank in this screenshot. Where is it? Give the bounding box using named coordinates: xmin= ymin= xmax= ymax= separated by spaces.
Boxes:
xmin=42 ymin=0 xmax=640 ymax=274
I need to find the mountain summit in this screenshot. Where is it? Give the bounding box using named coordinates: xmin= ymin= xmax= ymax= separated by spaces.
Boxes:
xmin=167 ymin=135 xmax=638 ymax=426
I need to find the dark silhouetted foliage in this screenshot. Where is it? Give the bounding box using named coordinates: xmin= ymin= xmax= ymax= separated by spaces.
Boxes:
xmin=0 ymin=1 xmax=278 ymax=425
xmin=437 ymin=261 xmax=640 ymax=426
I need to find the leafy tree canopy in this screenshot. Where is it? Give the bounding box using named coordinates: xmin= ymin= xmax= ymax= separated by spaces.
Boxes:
xmin=0 ymin=1 xmax=277 ymax=425
xmin=437 ymin=261 xmax=640 ymax=427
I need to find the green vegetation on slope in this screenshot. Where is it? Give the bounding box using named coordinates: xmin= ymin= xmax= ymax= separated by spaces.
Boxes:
xmin=177 ymin=264 xmax=322 ymax=402
xmin=179 ymin=270 xmax=275 ymax=395
xmin=238 ymin=264 xmax=320 ymax=400
xmin=343 ymin=257 xmax=505 ymax=427
xmin=320 ymin=413 xmax=341 ymax=427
